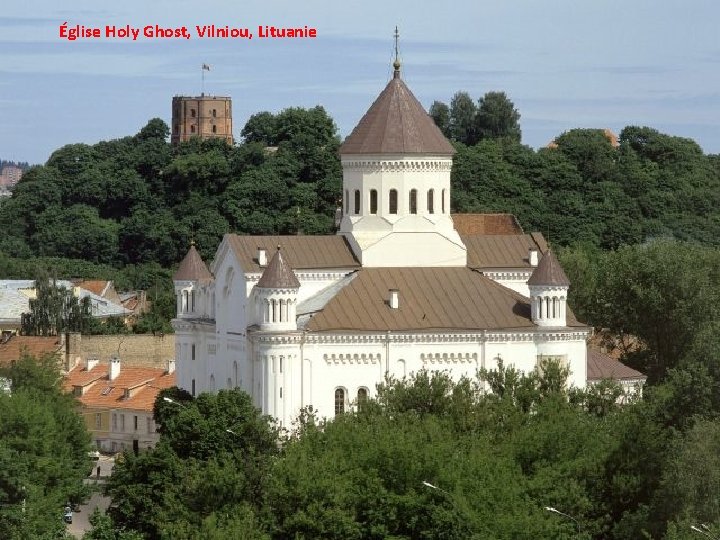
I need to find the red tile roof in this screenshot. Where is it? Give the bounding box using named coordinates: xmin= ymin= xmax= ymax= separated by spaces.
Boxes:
xmin=76 ymin=280 xmax=109 ymax=297
xmin=64 ymin=363 xmax=176 ymax=413
xmin=0 ymin=335 xmax=62 ymax=365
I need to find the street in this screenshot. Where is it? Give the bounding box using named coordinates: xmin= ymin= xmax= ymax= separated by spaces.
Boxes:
xmin=65 ymin=455 xmax=114 ymax=538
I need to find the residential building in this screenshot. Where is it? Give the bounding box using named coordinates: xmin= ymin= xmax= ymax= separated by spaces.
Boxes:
xmin=64 ymin=357 xmax=176 ymax=452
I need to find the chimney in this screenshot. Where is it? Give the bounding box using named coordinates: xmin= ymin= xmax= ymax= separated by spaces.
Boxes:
xmin=109 ymin=356 xmax=121 ymax=381
xmin=166 ymin=358 xmax=176 ymax=374
xmin=257 ymin=247 xmax=267 ymax=267
xmin=85 ymin=356 xmax=99 ymax=372
xmin=388 ymin=289 xmax=399 ymax=309
xmin=529 ymin=248 xmax=539 ymax=267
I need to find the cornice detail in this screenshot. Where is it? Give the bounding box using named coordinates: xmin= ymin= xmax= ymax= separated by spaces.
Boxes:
xmin=341 ymin=159 xmax=452 ymax=173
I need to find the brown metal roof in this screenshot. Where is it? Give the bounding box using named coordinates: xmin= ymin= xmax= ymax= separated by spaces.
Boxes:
xmin=452 ymin=214 xmax=524 ymax=235
xmin=586 ymin=349 xmax=645 ymax=381
xmin=225 ymin=235 xmax=360 ymax=272
xmin=173 ymin=244 xmax=212 ymax=281
xmin=304 ymin=267 xmax=586 ymax=332
xmin=463 ymin=233 xmax=548 ymax=269
xmin=257 ymin=247 xmax=300 ymax=289
xmin=339 ymin=74 xmax=456 ymax=155
xmin=527 ymin=249 xmax=570 ymax=286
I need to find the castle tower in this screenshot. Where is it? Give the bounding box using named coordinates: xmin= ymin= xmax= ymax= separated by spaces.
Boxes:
xmin=254 ymin=246 xmax=300 ymax=332
xmin=337 ymin=41 xmax=466 ymax=267
xmin=171 ymin=95 xmax=233 ymax=145
xmin=528 ymin=250 xmax=570 ymax=327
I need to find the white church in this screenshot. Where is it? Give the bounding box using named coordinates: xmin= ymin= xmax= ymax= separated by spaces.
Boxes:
xmin=172 ymin=57 xmax=591 ymax=427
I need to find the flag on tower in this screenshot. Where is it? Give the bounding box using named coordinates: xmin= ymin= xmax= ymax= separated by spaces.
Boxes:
xmin=202 ymin=63 xmax=211 ymax=71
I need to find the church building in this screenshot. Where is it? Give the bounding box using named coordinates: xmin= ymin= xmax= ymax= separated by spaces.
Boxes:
xmin=172 ymin=56 xmax=590 ymax=427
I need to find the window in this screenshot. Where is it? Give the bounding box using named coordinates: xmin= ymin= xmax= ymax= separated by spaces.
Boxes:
xmin=147 ymin=417 xmax=152 ymax=433
xmin=354 ymin=190 xmax=360 ymax=214
xmin=427 ymin=189 xmax=434 ymax=214
xmin=442 ymin=189 xmax=446 ymax=214
xmin=191 ymin=291 xmax=195 ymax=312
xmin=95 ymin=413 xmax=101 ymax=429
xmin=212 ymin=109 xmax=217 ymax=117
xmin=191 ymin=108 xmax=196 ymax=118
xmin=134 ymin=416 xmax=138 ymax=431
xmin=357 ymin=388 xmax=368 ymax=410
xmin=370 ymin=189 xmax=378 ymax=214
xmin=280 ymin=387 xmax=283 ymax=398
xmin=345 ymin=190 xmax=349 ymax=213
xmin=112 ymin=413 xmax=117 ymax=430
xmin=182 ymin=291 xmax=188 ymax=313
xmin=409 ymin=189 xmax=417 ymax=214
xmin=191 ymin=379 xmax=196 ymax=397
xmin=212 ymin=125 xmax=217 ymax=133
xmin=334 ymin=388 xmax=346 ymax=415
xmin=389 ymin=189 xmax=398 ymax=214
xmin=120 ymin=415 xmax=125 ymax=431
xmin=191 ymin=344 xmax=196 ymax=361
xmin=190 ymin=125 xmax=196 ymax=133
xmin=279 ymin=357 xmax=283 ymax=373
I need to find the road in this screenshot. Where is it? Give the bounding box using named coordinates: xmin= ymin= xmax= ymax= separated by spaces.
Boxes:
xmin=66 ymin=455 xmax=114 ymax=538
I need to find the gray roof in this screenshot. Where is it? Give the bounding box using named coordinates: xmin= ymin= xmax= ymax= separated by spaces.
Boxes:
xmin=0 ymin=280 xmax=129 ymax=322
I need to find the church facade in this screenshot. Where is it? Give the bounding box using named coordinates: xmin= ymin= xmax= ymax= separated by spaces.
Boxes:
xmin=172 ymin=60 xmax=590 ymax=428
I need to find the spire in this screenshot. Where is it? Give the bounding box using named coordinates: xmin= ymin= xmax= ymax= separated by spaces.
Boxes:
xmin=173 ymin=243 xmax=212 ymax=281
xmin=257 ymin=246 xmax=300 ymax=289
xmin=527 ymin=250 xmax=570 ymax=287
xmin=393 ymin=26 xmax=401 ymax=79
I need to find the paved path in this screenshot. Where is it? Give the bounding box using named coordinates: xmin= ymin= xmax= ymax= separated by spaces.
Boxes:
xmin=66 ymin=455 xmax=115 ymax=538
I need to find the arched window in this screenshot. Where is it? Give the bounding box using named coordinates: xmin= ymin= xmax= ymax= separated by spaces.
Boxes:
xmin=427 ymin=189 xmax=435 ymax=214
xmin=334 ymin=388 xmax=345 ymax=415
xmin=271 ymin=299 xmax=277 ymax=322
xmin=370 ymin=189 xmax=378 ymax=214
xmin=191 ymin=290 xmax=195 ymax=312
xmin=279 ymin=299 xmax=286 ymax=322
xmin=389 ymin=189 xmax=398 ymax=214
xmin=442 ymin=189 xmax=446 ymax=213
xmin=354 ymin=190 xmax=361 ymax=214
xmin=191 ymin=379 xmax=196 ymax=396
xmin=233 ymin=360 xmax=238 ymax=387
xmin=357 ymin=387 xmax=368 ymax=410
xmin=538 ymin=297 xmax=543 ymax=319
xmin=409 ymin=189 xmax=417 ymax=214
xmin=212 ymin=125 xmax=217 ymax=134
xmin=553 ymin=297 xmax=558 ymax=318
xmin=345 ymin=190 xmax=349 ymax=213
xmin=190 ymin=125 xmax=196 ymax=133
xmin=182 ymin=291 xmax=188 ymax=313
xmin=210 ymin=374 xmax=215 ymax=392
xmin=546 ymin=297 xmax=551 ymax=318
xmin=227 ymin=377 xmax=232 ymax=389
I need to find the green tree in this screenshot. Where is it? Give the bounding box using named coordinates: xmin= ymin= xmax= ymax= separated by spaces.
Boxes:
xmin=475 ymin=91 xmax=521 ymax=142
xmin=0 ymin=353 xmax=91 ymax=540
xmin=449 ymin=91 xmax=478 ymax=144
xmin=21 ymin=272 xmax=93 ymax=336
xmin=429 ymin=100 xmax=451 ymax=138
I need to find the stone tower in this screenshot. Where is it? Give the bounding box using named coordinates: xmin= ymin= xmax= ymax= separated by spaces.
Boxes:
xmin=171 ymin=95 xmax=233 ymax=145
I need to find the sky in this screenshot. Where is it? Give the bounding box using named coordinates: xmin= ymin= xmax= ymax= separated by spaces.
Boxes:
xmin=1 ymin=0 xmax=719 ymax=164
